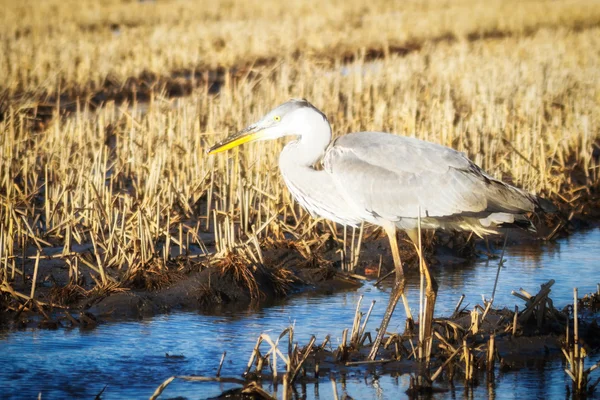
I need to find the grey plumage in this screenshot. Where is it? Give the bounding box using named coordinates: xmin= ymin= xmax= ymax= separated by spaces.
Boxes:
xmin=323 ymin=131 xmax=540 ymax=235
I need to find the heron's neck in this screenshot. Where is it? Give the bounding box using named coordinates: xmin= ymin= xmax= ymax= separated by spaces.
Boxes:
xmin=287 ymin=111 xmax=332 ymax=166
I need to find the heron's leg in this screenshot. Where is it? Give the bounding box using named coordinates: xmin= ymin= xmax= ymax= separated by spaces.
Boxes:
xmin=406 ymin=229 xmax=438 ymax=342
xmin=368 ymin=225 xmax=412 ymax=360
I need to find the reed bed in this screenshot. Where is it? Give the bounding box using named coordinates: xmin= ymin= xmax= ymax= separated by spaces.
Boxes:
xmin=2 ymin=0 xmax=600 ymax=99
xmin=0 ymin=9 xmax=599 ymax=307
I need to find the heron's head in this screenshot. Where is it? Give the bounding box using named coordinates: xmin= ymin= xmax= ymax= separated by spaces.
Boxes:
xmin=207 ymin=99 xmax=327 ymax=155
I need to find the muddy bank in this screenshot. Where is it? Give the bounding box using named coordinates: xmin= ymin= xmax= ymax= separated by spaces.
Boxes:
xmin=85 ymin=261 xmax=361 ymax=322
xmin=1 ymin=214 xmax=597 ymax=329
xmin=1 ymin=240 xmax=367 ymax=328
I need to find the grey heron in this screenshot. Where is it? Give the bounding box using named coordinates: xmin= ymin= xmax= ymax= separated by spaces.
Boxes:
xmin=208 ymin=98 xmax=553 ymax=360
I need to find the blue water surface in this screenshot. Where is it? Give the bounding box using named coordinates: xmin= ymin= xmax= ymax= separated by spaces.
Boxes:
xmin=1 ymin=229 xmax=599 ymax=399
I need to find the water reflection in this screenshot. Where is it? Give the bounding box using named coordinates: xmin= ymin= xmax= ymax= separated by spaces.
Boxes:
xmin=0 ymin=229 xmax=598 ymax=399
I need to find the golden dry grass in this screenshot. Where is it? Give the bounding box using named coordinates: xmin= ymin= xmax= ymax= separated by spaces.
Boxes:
xmin=1 ymin=0 xmax=600 ymax=97
xmin=0 ymin=0 xmax=599 ymax=299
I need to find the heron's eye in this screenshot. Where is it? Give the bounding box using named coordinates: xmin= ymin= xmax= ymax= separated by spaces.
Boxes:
xmin=273 ymin=115 xmax=281 ymax=122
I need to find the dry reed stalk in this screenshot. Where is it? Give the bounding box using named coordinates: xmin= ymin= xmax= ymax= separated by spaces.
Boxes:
xmin=512 ymin=306 xmax=519 ymax=336
xmin=260 ymin=333 xmax=291 ymax=381
xmin=244 ymin=336 xmax=264 ymax=376
xmin=470 ymin=309 xmax=480 ymax=335
xmin=487 ymin=334 xmax=495 ymax=373
xmin=480 ymin=301 xmax=493 ymax=326
xmin=416 ymin=207 xmax=426 ymax=361
xmin=358 ymin=300 xmax=376 ymax=345
xmin=349 ymin=295 xmax=364 ymax=345
xmin=431 ymin=345 xmax=462 ymax=382
xmin=216 ymin=351 xmax=226 ymax=378
xmin=462 ymin=339 xmax=475 ymax=383
xmin=29 ymin=251 xmax=40 ymax=299
xmin=338 ymin=328 xmax=349 ymax=362
xmin=288 ymin=336 xmax=316 ymax=384
xmin=451 ymin=294 xmax=466 ymax=319
xmin=351 ymin=222 xmax=365 ymax=270
xmin=331 ymin=377 xmax=339 ymax=400
xmin=514 ymin=280 xmax=555 ymax=324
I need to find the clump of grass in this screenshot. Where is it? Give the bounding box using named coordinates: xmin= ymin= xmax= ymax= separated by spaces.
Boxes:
xmin=216 ymin=253 xmax=264 ymax=302
xmin=268 ymin=266 xmax=296 ymax=297
xmin=48 ymin=284 xmax=85 ymax=307
xmin=124 ymin=262 xmax=182 ymax=292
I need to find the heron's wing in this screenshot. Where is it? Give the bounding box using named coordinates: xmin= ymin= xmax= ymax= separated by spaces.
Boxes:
xmin=323 ymin=132 xmax=533 ymax=220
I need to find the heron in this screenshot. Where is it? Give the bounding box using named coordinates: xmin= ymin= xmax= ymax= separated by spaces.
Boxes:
xmin=208 ymin=98 xmax=553 ymax=360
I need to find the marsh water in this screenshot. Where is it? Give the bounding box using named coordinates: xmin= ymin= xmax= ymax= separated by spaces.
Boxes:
xmin=1 ymin=229 xmax=599 ymax=399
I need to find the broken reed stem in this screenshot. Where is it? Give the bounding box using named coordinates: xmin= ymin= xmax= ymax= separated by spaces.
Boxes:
xmin=573 ymin=287 xmax=581 ymax=392
xmin=487 ymin=334 xmax=495 ymax=372
xmin=470 ymin=308 xmax=480 ymax=335
xmin=331 ymin=377 xmax=339 ymax=400
xmin=512 ymin=305 xmax=519 ymax=336
xmin=417 ymin=206 xmax=424 ymax=361
xmin=29 ymin=251 xmax=40 ymax=299
xmin=350 ymin=295 xmax=364 ymax=344
xmin=352 ymin=222 xmax=365 ymax=270
xmin=289 ymin=336 xmax=316 ymax=384
xmin=245 ymin=336 xmax=264 ymax=375
xmin=562 ymin=287 xmax=595 ymax=395
xmin=282 ymin=374 xmax=289 ymax=399
xmin=480 ymin=300 xmax=493 ymax=325
xmin=561 ymin=287 xmax=600 ymax=395
xmin=150 ymin=376 xmax=176 ymax=400
xmin=216 ymin=351 xmax=227 ymax=377
xmin=358 ymin=300 xmax=376 ymax=344
xmin=431 ymin=345 xmax=462 ymax=382
xmin=452 ymin=294 xmax=465 ymax=318
xmin=341 ymin=328 xmax=348 ymax=351
xmin=574 ymin=288 xmax=579 ymax=356
xmin=463 ymin=339 xmax=475 ymax=383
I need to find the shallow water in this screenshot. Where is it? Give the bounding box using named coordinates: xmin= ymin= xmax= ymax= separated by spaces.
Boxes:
xmin=1 ymin=229 xmax=599 ymax=399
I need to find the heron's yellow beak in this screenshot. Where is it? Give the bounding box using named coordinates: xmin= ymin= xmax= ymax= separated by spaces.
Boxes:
xmin=207 ymin=125 xmax=265 ymax=155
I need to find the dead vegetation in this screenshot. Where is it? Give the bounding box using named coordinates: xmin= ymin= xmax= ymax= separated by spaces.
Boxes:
xmin=1 ymin=0 xmax=599 ymax=318
xmin=151 ymin=283 xmax=600 ymax=398
xmin=3 ymin=0 xmax=600 ymax=103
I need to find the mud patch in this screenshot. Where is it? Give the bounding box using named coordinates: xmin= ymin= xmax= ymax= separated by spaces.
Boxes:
xmin=2 ymin=241 xmax=363 ymax=327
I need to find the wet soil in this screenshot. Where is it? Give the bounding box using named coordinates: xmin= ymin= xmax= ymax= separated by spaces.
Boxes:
xmin=1 ymin=238 xmax=367 ymax=328
xmin=0 ymin=211 xmax=596 ymax=329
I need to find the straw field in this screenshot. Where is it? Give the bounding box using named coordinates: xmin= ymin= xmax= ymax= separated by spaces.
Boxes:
xmin=1 ymin=0 xmax=599 ymax=302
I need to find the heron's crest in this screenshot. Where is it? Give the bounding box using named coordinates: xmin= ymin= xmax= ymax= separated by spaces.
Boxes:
xmin=272 ymin=98 xmax=328 ymax=122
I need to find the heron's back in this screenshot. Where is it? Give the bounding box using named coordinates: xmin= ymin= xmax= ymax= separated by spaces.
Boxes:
xmin=323 ymin=132 xmax=538 ymax=234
